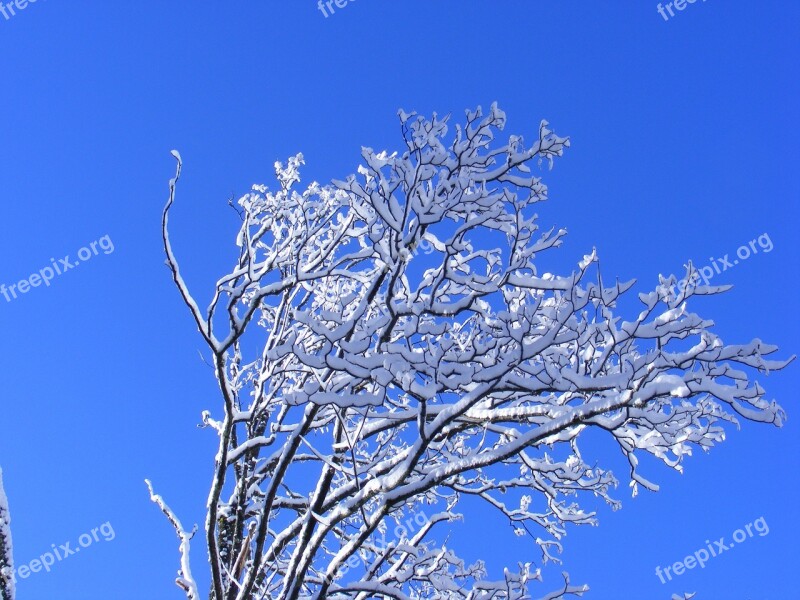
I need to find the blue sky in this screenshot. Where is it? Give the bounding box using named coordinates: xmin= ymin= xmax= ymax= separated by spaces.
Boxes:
xmin=0 ymin=1 xmax=797 ymax=598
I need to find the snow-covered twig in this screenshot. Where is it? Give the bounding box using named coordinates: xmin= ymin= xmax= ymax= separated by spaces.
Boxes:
xmin=145 ymin=479 xmax=200 ymax=600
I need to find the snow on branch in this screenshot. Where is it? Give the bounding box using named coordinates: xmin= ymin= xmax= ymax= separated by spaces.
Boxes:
xmin=146 ymin=479 xmax=200 ymax=599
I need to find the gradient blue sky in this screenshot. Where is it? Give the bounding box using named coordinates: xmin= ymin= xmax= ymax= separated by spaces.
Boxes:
xmin=0 ymin=2 xmax=798 ymax=598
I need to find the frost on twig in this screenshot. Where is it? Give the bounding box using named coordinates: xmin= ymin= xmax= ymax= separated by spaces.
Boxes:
xmin=159 ymin=104 xmax=791 ymax=599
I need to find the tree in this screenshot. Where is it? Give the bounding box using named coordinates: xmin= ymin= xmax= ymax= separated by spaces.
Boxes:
xmin=152 ymin=104 xmax=792 ymax=599
xmin=0 ymin=466 xmax=14 ymax=600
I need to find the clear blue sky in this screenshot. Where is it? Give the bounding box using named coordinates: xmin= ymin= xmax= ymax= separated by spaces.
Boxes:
xmin=0 ymin=1 xmax=797 ymax=598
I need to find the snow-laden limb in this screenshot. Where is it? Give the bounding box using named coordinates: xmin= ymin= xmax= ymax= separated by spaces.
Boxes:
xmin=145 ymin=479 xmax=200 ymax=600
xmin=536 ymin=572 xmax=588 ymax=600
xmin=0 ymin=467 xmax=13 ymax=600
xmin=160 ymin=104 xmax=792 ymax=599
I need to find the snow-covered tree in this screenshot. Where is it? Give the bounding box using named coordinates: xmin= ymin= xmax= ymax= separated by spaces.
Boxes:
xmin=153 ymin=104 xmax=792 ymax=599
xmin=0 ymin=467 xmax=14 ymax=600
